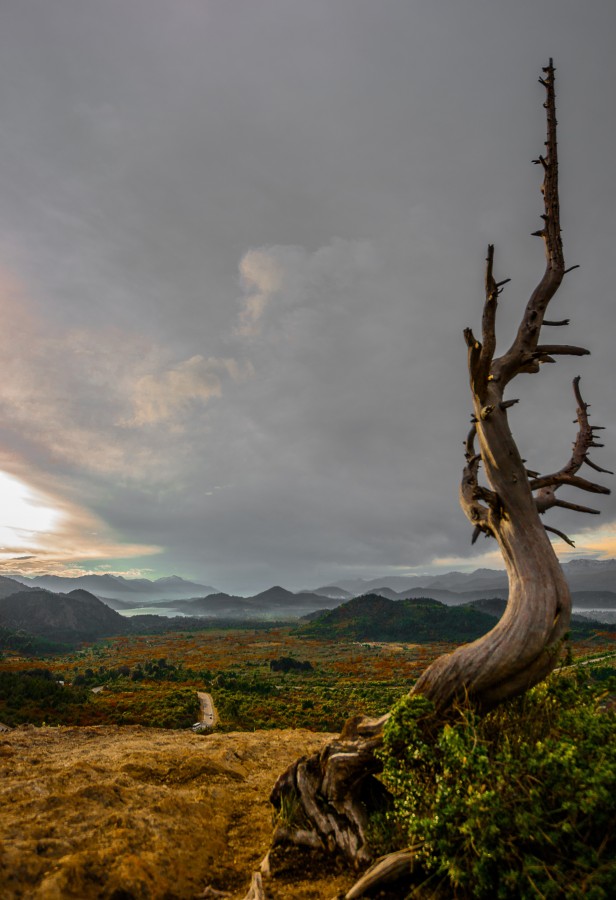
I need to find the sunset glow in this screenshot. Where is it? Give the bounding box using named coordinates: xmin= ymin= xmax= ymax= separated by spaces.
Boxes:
xmin=430 ymin=523 xmax=616 ymax=574
xmin=0 ymin=469 xmax=161 ymax=575
xmin=0 ymin=471 xmax=61 ymax=553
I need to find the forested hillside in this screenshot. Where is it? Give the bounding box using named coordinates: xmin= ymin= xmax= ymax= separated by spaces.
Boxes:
xmin=300 ymin=594 xmax=497 ymax=642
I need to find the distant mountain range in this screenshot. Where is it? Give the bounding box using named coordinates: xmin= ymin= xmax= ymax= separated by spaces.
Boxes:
xmin=0 ymin=578 xmax=345 ymax=645
xmin=0 ymin=559 xmax=615 ymax=649
xmin=322 ymin=558 xmax=616 ymax=604
xmin=164 ymin=586 xmax=342 ymax=619
xmin=5 ymin=558 xmax=616 ymax=609
xmin=0 ymin=575 xmax=36 ymax=600
xmin=0 ymin=563 xmax=613 ymax=651
xmin=5 ymin=573 xmax=217 ymax=603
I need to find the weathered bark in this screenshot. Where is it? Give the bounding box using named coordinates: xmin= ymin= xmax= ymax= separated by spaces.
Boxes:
xmin=240 ymin=872 xmax=265 ymax=900
xmin=419 ymin=60 xmax=608 ymax=715
xmin=269 ymin=714 xmax=388 ymax=866
xmin=261 ymin=60 xmax=610 ymax=897
xmin=343 ymin=848 xmax=419 ymax=899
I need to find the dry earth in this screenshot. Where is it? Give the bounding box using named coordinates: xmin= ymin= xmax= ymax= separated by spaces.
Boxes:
xmin=0 ymin=725 xmax=357 ymax=900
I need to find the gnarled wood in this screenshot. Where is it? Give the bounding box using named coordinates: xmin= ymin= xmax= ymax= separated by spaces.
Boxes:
xmin=241 ymin=872 xmax=265 ymax=900
xmin=270 ymin=715 xmax=388 ymax=865
xmin=410 ymin=60 xmax=589 ymax=715
xmin=344 ymin=848 xmax=419 ymax=899
xmin=264 ymin=59 xmax=609 ymax=880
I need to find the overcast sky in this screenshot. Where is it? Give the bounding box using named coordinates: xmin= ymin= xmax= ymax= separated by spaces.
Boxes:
xmin=0 ymin=0 xmax=614 ymax=593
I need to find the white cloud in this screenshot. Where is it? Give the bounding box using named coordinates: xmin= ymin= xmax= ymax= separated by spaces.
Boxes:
xmin=236 ymin=250 xmax=283 ymax=336
xmin=128 ymin=355 xmax=223 ymax=426
xmin=125 ymin=354 xmax=254 ymax=426
xmin=0 ymin=269 xmax=254 ymax=477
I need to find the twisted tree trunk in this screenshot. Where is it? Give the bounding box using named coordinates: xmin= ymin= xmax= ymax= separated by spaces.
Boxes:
xmin=259 ymin=61 xmax=610 ymax=898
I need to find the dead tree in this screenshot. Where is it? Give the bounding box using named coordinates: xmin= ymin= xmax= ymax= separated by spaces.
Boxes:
xmin=264 ymin=61 xmax=610 ymax=892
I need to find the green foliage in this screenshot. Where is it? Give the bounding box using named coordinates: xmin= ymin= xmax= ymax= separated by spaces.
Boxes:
xmin=269 ymin=656 xmax=314 ymax=673
xmin=0 ymin=625 xmax=70 ymax=655
xmin=72 ymin=657 xmax=202 ymax=688
xmin=379 ymin=671 xmax=616 ymax=898
xmin=301 ymin=594 xmax=498 ymax=643
xmin=145 ymin=687 xmax=199 ymax=728
xmin=274 ymin=788 xmax=310 ymax=830
xmin=90 ymin=684 xmax=200 ymax=728
xmin=0 ymin=669 xmax=88 ymax=725
xmin=213 ymin=671 xmax=404 ymax=732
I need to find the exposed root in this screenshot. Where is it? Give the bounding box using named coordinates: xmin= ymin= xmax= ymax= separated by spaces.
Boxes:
xmin=344 ymin=847 xmax=420 ymax=899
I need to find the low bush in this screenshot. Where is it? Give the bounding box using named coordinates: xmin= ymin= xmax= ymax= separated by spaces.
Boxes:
xmin=0 ymin=669 xmax=89 ymax=725
xmin=378 ymin=668 xmax=616 ymax=898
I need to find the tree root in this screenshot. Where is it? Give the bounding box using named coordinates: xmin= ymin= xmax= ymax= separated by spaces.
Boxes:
xmin=269 ymin=714 xmax=389 ymax=866
xmin=240 ymin=871 xmax=265 ymax=900
xmin=343 ymin=847 xmax=420 ymax=898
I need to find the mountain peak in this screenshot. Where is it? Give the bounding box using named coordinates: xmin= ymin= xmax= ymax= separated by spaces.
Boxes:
xmin=563 ymin=558 xmax=614 ymax=570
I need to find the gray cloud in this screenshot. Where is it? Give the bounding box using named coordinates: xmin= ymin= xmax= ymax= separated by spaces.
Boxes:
xmin=0 ymin=1 xmax=614 ymax=592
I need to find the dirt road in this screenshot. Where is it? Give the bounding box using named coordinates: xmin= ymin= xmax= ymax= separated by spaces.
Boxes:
xmin=197 ymin=691 xmax=217 ymax=727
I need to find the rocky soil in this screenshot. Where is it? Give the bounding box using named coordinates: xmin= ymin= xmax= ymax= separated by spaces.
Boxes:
xmin=0 ymin=725 xmax=357 ymax=899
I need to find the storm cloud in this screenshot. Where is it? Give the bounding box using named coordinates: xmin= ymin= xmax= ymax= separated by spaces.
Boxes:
xmin=0 ymin=1 xmax=614 ymax=592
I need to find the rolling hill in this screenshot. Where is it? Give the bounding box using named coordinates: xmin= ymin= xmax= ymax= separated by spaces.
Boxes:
xmin=0 ymin=589 xmax=129 ymax=643
xmin=300 ymin=594 xmax=498 ymax=643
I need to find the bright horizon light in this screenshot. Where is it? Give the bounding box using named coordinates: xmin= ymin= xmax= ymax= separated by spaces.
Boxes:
xmin=0 ymin=470 xmax=62 ymax=552
xmin=0 ymin=468 xmax=161 ymax=574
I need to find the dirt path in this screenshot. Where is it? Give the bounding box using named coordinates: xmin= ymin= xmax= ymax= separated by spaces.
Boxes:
xmin=197 ymin=690 xmax=218 ymax=727
xmin=564 ymin=652 xmax=616 ymax=670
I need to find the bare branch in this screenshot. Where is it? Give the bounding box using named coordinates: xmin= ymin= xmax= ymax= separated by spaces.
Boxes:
xmin=543 ymin=319 xmax=570 ymax=326
xmin=532 ymin=377 xmax=610 ymax=512
xmin=535 ymin=490 xmax=600 ymax=516
xmin=464 ymin=327 xmax=483 ymax=392
xmin=553 ymin=499 xmax=601 ymax=515
xmin=495 ymin=59 xmax=565 ymax=386
xmin=530 ymin=472 xmax=610 ymax=495
xmin=585 ymin=457 xmax=614 ymax=476
xmin=544 ymin=525 xmax=575 ymax=547
xmin=533 ymin=344 xmax=590 ymax=357
xmin=477 ymin=245 xmax=499 ymax=392
xmin=539 ymin=59 xmax=564 ymax=270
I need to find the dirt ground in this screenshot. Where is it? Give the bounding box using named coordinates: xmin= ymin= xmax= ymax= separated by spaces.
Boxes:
xmin=0 ymin=724 xmax=357 ymax=899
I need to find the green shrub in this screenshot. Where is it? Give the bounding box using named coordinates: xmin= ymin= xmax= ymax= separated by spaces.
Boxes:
xmin=0 ymin=669 xmax=89 ymax=725
xmin=379 ymin=671 xmax=616 ymax=898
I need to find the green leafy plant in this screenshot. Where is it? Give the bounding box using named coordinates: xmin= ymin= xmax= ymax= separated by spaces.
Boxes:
xmin=379 ymin=670 xmax=616 ymax=898
xmin=274 ymin=788 xmax=310 ymax=831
